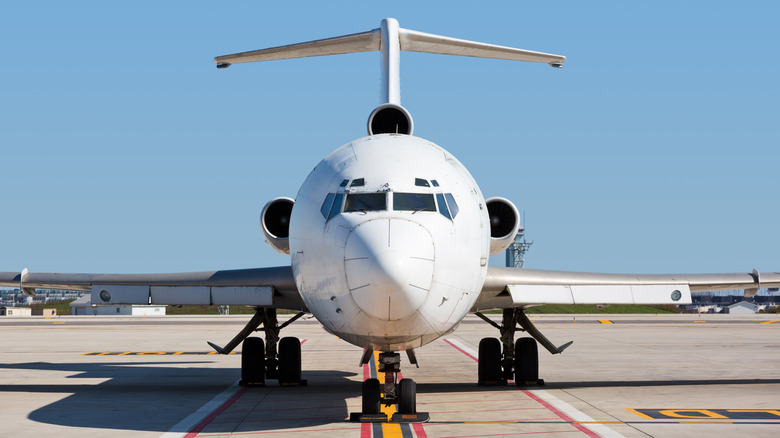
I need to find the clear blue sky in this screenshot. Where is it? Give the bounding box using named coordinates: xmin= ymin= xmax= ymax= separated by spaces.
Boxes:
xmin=2 ymin=1 xmax=778 ymax=276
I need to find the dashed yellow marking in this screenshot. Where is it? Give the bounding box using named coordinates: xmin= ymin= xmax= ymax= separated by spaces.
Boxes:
xmin=694 ymin=320 xmax=706 ymax=323
xmin=760 ymin=320 xmax=779 ymax=325
xmin=52 ymin=321 xmax=65 ymax=324
xmin=375 ymin=350 xmax=403 ymax=437
xmin=598 ymin=320 xmax=613 ymax=324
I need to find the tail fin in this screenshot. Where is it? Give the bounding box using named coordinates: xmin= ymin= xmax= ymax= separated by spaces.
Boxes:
xmin=215 ymin=18 xmax=565 ymax=108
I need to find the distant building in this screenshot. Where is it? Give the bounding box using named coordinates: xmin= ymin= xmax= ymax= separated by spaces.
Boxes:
xmin=727 ymin=301 xmax=759 ymax=315
xmin=0 ymin=307 xmax=32 ymax=316
xmin=69 ymin=295 xmax=166 ymax=316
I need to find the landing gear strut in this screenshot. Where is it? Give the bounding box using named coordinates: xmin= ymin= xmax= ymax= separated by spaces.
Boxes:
xmin=208 ymin=307 xmax=307 ymax=387
xmin=476 ymin=308 xmax=572 ymax=386
xmin=350 ymin=351 xmax=429 ymax=423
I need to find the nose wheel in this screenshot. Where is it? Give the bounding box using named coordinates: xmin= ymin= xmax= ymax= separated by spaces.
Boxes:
xmin=350 ymin=352 xmax=429 ymax=423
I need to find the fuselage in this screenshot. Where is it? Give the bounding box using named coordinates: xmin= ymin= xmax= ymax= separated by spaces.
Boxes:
xmin=289 ymin=134 xmax=490 ymax=351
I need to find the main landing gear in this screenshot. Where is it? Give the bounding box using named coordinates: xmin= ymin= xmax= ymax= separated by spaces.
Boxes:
xmin=476 ymin=308 xmax=573 ymax=386
xmin=208 ymin=307 xmax=307 ymax=386
xmin=350 ymin=350 xmax=429 ymax=423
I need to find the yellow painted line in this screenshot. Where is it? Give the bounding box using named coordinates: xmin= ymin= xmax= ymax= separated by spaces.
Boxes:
xmin=372 ymin=351 xmax=403 ymax=437
xmin=626 ymin=408 xmax=654 ymax=420
xmin=759 ymin=320 xmax=779 ymax=325
xmin=52 ymin=321 xmax=65 ymax=324
xmin=118 ymin=352 xmax=131 ymax=356
xmin=598 ymin=320 xmax=613 ymax=324
xmin=694 ymin=320 xmax=706 ymax=323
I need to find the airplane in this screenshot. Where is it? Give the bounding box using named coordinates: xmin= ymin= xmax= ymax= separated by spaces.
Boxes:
xmin=3 ymin=18 xmax=779 ymax=423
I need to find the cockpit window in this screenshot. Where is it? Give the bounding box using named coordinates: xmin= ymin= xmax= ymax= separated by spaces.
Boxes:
xmin=431 ymin=179 xmax=440 ymax=187
xmin=414 ymin=178 xmax=430 ymax=187
xmin=394 ymin=193 xmax=435 ymax=212
xmin=444 ymin=193 xmax=459 ymax=218
xmin=350 ymin=178 xmax=365 ymax=187
xmin=328 ymin=193 xmax=345 ymax=220
xmin=344 ymin=193 xmax=386 ymax=212
xmin=436 ymin=193 xmax=451 ymax=220
xmin=320 ymin=193 xmax=336 ymax=218
xmin=339 ymin=179 xmax=349 ymax=188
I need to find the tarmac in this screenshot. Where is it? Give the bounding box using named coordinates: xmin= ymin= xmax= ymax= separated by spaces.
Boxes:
xmin=1 ymin=313 xmax=779 ymax=437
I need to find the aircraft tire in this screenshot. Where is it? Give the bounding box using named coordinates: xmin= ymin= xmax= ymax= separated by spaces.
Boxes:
xmin=241 ymin=337 xmax=265 ymax=386
xmin=362 ymin=378 xmax=381 ymax=414
xmin=278 ymin=337 xmax=302 ymax=384
xmin=398 ymin=378 xmax=417 ymax=414
xmin=514 ymin=337 xmax=539 ymax=384
xmin=478 ymin=337 xmax=502 ymax=385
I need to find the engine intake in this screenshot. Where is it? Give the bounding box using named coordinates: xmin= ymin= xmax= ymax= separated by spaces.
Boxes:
xmin=486 ymin=197 xmax=520 ymax=255
xmin=367 ymin=104 xmax=414 ymax=135
xmin=260 ymin=197 xmax=294 ymax=255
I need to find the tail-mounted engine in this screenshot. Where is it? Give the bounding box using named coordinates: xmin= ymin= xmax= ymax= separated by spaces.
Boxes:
xmin=486 ymin=197 xmax=521 ymax=255
xmin=367 ymin=104 xmax=414 ymax=136
xmin=261 ymin=197 xmax=295 ymax=255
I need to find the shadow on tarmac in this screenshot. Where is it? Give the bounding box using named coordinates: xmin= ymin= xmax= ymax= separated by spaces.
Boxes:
xmin=0 ymin=361 xmax=358 ymax=433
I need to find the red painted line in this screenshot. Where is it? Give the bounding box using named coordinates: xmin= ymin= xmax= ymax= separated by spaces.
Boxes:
xmin=232 ymin=415 xmax=349 ymax=424
xmin=184 ymin=387 xmax=247 ymax=438
xmin=431 ymin=408 xmax=550 ymax=415
xmin=185 ymin=338 xmax=309 ymax=437
xmin=361 ymin=357 xmax=371 ymax=437
xmin=412 ymin=422 xmax=428 ymax=438
xmin=522 ymin=390 xmax=599 ymax=438
xmin=443 ymin=339 xmax=477 ymax=361
xmin=361 ymin=422 xmax=371 ymax=438
xmin=408 ymin=430 xmax=580 ymax=437
xmin=196 ymin=425 xmax=361 ymax=437
xmin=444 ymin=339 xmax=598 ymax=437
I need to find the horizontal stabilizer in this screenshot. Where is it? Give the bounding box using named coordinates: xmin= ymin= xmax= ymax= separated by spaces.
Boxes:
xmin=215 ymin=30 xmax=380 ymax=67
xmin=400 ymin=29 xmax=565 ymax=66
xmin=215 ymin=22 xmax=564 ymax=68
xmin=214 ymin=18 xmax=565 ymax=108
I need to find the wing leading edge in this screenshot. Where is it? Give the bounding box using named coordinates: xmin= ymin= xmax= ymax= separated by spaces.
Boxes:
xmin=475 ymin=266 xmax=780 ymax=311
xmin=0 ymin=266 xmax=305 ymax=311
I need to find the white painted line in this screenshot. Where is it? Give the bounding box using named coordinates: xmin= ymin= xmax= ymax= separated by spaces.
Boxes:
xmin=160 ymin=380 xmax=242 ymax=438
xmin=444 ymin=338 xmax=624 ymax=437
xmin=444 ymin=338 xmax=478 ymax=360
xmin=532 ymin=390 xmax=625 ymax=438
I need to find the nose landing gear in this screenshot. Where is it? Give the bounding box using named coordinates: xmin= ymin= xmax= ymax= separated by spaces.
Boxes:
xmin=350 ymin=351 xmax=429 ymax=423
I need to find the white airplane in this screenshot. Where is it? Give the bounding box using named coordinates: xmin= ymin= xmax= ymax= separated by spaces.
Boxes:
xmin=3 ymin=18 xmax=779 ymax=423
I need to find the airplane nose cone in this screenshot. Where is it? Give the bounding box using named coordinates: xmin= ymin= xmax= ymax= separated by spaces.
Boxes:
xmin=345 ymin=219 xmax=434 ymax=321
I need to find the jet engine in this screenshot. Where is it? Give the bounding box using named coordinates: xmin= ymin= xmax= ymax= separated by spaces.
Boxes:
xmin=260 ymin=197 xmax=294 ymax=255
xmin=486 ymin=197 xmax=521 ymax=255
xmin=367 ymin=103 xmax=414 ymax=135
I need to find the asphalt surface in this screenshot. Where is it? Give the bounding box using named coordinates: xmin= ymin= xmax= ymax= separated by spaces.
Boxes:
xmin=1 ymin=313 xmax=779 ymax=437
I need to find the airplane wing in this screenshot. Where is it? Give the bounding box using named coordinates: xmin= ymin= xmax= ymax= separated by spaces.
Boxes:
xmin=0 ymin=266 xmax=305 ymax=311
xmin=474 ymin=266 xmax=780 ymax=311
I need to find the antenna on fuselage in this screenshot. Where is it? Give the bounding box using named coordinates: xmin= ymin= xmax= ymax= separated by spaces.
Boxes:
xmin=214 ymin=18 xmax=565 ymax=136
